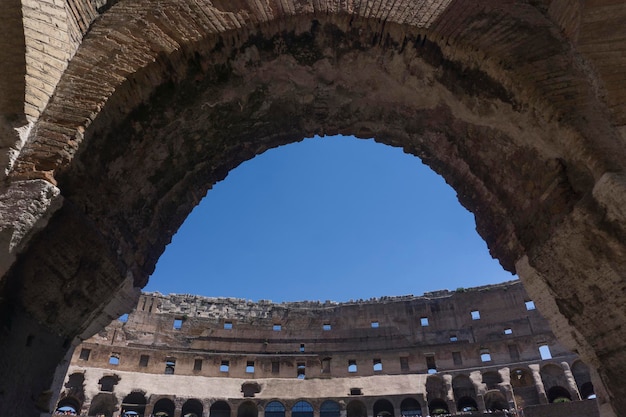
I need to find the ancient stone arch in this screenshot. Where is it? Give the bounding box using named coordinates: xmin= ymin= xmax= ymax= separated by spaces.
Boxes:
xmin=1 ymin=1 xmax=625 ymax=416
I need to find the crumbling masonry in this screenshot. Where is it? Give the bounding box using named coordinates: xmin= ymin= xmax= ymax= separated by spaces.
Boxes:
xmin=55 ymin=281 xmax=600 ymax=417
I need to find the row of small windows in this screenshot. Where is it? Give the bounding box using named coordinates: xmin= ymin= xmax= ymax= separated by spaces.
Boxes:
xmin=80 ymin=343 xmax=553 ymax=376
xmin=156 ymin=300 xmax=537 ymax=330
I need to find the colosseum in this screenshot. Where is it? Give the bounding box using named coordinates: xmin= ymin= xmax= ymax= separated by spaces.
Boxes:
xmin=53 ymin=281 xmax=600 ymax=417
xmin=1 ymin=0 xmax=626 ymax=416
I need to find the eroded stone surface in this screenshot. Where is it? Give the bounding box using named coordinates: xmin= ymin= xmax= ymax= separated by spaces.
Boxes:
xmin=0 ymin=1 xmax=625 ymax=416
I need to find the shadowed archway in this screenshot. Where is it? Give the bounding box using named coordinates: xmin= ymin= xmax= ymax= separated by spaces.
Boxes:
xmin=1 ymin=1 xmax=626 ymax=417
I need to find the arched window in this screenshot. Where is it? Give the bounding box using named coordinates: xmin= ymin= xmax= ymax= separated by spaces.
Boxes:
xmin=320 ymin=401 xmax=340 ymax=417
xmin=265 ymin=401 xmax=286 ymax=417
xmin=55 ymin=397 xmax=81 ymax=415
xmin=452 ymin=374 xmax=476 ymax=404
xmin=292 ymin=401 xmax=314 ymax=417
xmin=373 ymin=399 xmax=394 ymax=417
xmin=346 ymin=400 xmax=367 ymax=417
xmin=238 ymin=401 xmax=258 ymax=417
xmin=87 ymin=393 xmax=117 ymax=417
xmin=510 ymin=368 xmax=533 ymax=388
xmin=427 ymin=399 xmax=448 ymax=416
xmin=400 ymin=398 xmax=422 ymax=417
xmin=481 ymin=371 xmax=503 ymax=390
xmin=153 ymin=398 xmax=176 ymax=417
xmin=484 ymin=390 xmax=509 ymax=411
xmin=182 ymin=399 xmax=203 ymax=417
xmin=210 ymin=401 xmax=231 ymax=417
xmin=120 ymin=392 xmax=147 ymax=416
xmin=547 ymin=386 xmax=572 ymax=403
xmin=457 ymin=397 xmax=478 ymax=413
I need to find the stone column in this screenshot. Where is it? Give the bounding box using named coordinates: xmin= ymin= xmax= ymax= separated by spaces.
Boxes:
xmin=443 ymin=374 xmax=456 ymax=414
xmin=529 ymin=365 xmax=547 ymax=404
xmin=561 ymin=362 xmax=582 ymax=401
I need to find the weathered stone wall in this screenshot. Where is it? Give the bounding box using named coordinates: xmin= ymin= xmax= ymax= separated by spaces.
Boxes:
xmin=1 ymin=1 xmax=625 ymax=416
xmin=57 ymin=281 xmax=599 ymax=417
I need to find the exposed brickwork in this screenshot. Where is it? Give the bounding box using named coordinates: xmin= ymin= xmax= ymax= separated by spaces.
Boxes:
xmin=0 ymin=2 xmax=625 ymax=416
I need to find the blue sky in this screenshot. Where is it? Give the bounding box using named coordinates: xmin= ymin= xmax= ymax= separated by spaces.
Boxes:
xmin=145 ymin=135 xmax=515 ymax=302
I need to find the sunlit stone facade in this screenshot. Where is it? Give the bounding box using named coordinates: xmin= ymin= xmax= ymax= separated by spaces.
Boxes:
xmin=55 ymin=281 xmax=599 ymax=417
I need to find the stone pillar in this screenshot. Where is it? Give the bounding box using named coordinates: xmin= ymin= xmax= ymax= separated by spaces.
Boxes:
xmin=443 ymin=374 xmax=456 ymax=414
xmin=470 ymin=370 xmax=486 ymax=413
xmin=561 ymin=362 xmax=582 ymax=401
xmin=529 ymin=365 xmax=548 ymax=404
xmin=174 ymin=398 xmax=183 ymax=417
xmin=498 ymin=367 xmax=517 ymax=409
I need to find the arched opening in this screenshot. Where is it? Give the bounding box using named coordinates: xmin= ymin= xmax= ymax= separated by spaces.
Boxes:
xmin=153 ymin=398 xmax=176 ymax=417
xmin=426 ymin=375 xmax=447 ymax=405
xmin=484 ymin=390 xmax=509 ymax=412
xmin=346 ymin=400 xmax=367 ymax=417
xmin=400 ymin=398 xmax=422 ymax=417
xmin=482 ymin=371 xmax=503 ymax=390
xmin=87 ymin=393 xmax=117 ymax=417
xmin=571 ymin=360 xmax=595 ymax=399
xmin=292 ymin=401 xmax=314 ymax=417
xmin=373 ymin=399 xmax=394 ymax=417
xmin=210 ymin=401 xmax=231 ymax=417
xmin=580 ymin=382 xmax=596 ymax=400
xmin=120 ymin=392 xmax=146 ymax=417
xmin=182 ymin=399 xmax=204 ymax=417
xmin=238 ymin=401 xmax=258 ymax=417
xmin=452 ymin=374 xmax=476 ymax=405
xmin=456 ymin=397 xmax=478 ymax=413
xmin=2 ymin=3 xmax=626 ymax=417
xmin=146 ymin=135 xmax=511 ymax=300
xmin=540 ymin=364 xmax=570 ymax=401
xmin=510 ymin=368 xmax=539 ymax=409
xmin=320 ymin=401 xmax=340 ymax=417
xmin=55 ymin=397 xmax=80 ymax=415
xmin=547 ymin=386 xmax=572 ymax=403
xmin=427 ymin=399 xmax=449 ymax=416
xmin=264 ymin=402 xmax=285 ymax=417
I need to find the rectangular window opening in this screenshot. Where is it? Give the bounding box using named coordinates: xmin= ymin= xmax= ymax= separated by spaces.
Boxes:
xmin=173 ymin=318 xmax=183 ymax=330
xmin=139 ymin=354 xmax=149 ymax=367
xmin=450 ymin=335 xmax=458 ymax=342
xmin=220 ymin=360 xmax=230 ymax=372
xmin=348 ymin=360 xmax=357 ymax=373
xmin=79 ymin=348 xmax=91 ymax=361
xmin=471 ymin=310 xmax=481 ymax=320
xmin=539 ymin=344 xmax=552 ymax=360
xmin=371 ymin=321 xmax=379 ymax=328
xmin=273 ymin=324 xmax=282 ymax=331
xmin=246 ymin=361 xmax=255 ymax=373
xmin=504 ymin=328 xmax=513 ymax=335
xmin=480 ymin=350 xmax=492 ymax=362
xmin=420 ymin=317 xmax=429 ymax=326
xmin=194 ymin=358 xmax=203 ymax=371
xmin=224 ymin=321 xmax=233 ymax=330
xmin=271 ymin=361 xmax=280 ymax=374
xmin=452 ymin=351 xmax=463 ymax=365
xmin=509 ymin=344 xmax=520 ymax=361
xmin=373 ymin=359 xmax=382 ymax=372
xmin=322 ymin=358 xmax=331 ymax=373
xmin=400 ymin=357 xmax=409 ymax=371
xmin=300 ymin=343 xmax=305 ymax=353
xmin=323 ymin=323 xmax=331 ymax=331
xmin=297 ymin=362 xmax=306 ymax=379
xmin=350 ymin=388 xmax=363 ymax=396
xmin=525 ymin=300 xmax=536 ymax=310
xmin=165 ymin=358 xmax=176 ymax=374
xmin=109 ymin=354 xmax=120 ymax=366
xmin=426 ymin=355 xmax=436 ymax=374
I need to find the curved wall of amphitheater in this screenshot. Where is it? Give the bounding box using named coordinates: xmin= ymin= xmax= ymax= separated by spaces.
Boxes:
xmin=57 ymin=281 xmax=599 ymax=417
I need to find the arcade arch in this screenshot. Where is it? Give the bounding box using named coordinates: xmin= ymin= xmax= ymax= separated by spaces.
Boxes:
xmin=1 ymin=2 xmax=626 ymax=417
